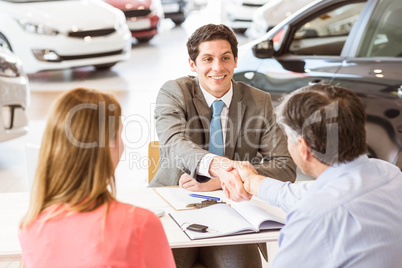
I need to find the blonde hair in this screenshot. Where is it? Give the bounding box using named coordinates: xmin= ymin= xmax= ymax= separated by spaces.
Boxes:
xmin=20 ymin=88 xmax=122 ymax=229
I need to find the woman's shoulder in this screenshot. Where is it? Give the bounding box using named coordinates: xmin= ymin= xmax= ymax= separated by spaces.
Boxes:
xmin=110 ymin=201 xmax=159 ymax=221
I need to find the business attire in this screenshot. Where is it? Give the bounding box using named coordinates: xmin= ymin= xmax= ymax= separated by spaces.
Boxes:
xmin=150 ymin=76 xmax=296 ymax=268
xmin=258 ymin=155 xmax=402 ymax=267
xmin=150 ymin=76 xmax=296 ymax=187
xmin=19 ymin=201 xmax=175 ymax=268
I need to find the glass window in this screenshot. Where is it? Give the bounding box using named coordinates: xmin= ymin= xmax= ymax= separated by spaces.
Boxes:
xmin=357 ymin=0 xmax=402 ymax=57
xmin=289 ymin=2 xmax=365 ymax=56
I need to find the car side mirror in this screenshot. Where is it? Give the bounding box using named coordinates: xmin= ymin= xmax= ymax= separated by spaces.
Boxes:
xmin=252 ymin=40 xmax=275 ymax=59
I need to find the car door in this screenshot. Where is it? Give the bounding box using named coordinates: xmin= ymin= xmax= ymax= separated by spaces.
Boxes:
xmin=235 ymin=0 xmax=368 ymax=105
xmin=330 ymin=0 xmax=402 ymax=167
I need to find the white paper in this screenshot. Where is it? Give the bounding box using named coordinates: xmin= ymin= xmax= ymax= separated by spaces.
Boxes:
xmin=169 ymin=198 xmax=286 ymax=240
xmin=231 ymin=197 xmax=286 ymax=230
xmin=169 ymin=204 xmax=257 ymax=239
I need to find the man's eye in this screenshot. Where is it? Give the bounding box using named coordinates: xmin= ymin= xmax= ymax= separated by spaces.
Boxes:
xmin=223 ymin=56 xmax=231 ymax=60
xmin=203 ymin=58 xmax=212 ymax=62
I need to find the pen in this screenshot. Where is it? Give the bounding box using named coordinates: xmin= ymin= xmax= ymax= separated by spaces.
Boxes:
xmin=189 ymin=194 xmax=220 ymax=201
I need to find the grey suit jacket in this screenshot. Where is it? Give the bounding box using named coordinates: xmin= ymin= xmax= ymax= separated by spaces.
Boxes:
xmin=149 ymin=76 xmax=296 ymax=187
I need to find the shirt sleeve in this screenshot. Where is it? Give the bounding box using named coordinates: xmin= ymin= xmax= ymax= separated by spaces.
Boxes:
xmin=138 ymin=210 xmax=175 ymax=268
xmin=196 ymin=153 xmax=216 ymax=177
xmin=258 ymin=178 xmax=312 ymax=213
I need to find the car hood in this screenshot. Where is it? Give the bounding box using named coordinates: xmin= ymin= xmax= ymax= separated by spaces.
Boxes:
xmin=105 ymin=0 xmax=152 ymax=10
xmin=3 ymin=0 xmax=122 ymax=32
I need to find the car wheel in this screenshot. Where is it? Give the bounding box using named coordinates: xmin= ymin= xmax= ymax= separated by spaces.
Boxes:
xmin=366 ymin=122 xmax=400 ymax=164
xmin=0 ymin=33 xmax=12 ymax=51
xmin=172 ymin=18 xmax=185 ymax=26
xmin=232 ymin=28 xmax=247 ymax=34
xmin=137 ymin=36 xmax=154 ymax=43
xmin=94 ymin=62 xmax=117 ymax=71
xmin=367 ymin=145 xmax=377 ymax=159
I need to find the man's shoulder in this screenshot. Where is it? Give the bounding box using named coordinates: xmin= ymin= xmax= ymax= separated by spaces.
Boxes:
xmin=163 ymin=76 xmax=196 ymax=88
xmin=232 ymin=80 xmax=272 ymax=109
xmin=233 ymin=80 xmax=270 ymax=98
xmin=160 ymin=76 xmax=197 ymax=97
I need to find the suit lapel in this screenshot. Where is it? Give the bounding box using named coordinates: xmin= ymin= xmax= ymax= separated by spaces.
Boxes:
xmin=225 ymin=81 xmax=246 ymax=159
xmin=192 ymin=80 xmax=212 ymax=145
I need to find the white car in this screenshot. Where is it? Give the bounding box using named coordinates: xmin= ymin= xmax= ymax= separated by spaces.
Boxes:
xmin=0 ymin=0 xmax=132 ymax=74
xmin=0 ymin=47 xmax=29 ymax=142
xmin=224 ymin=0 xmax=269 ymax=33
xmin=246 ymin=0 xmax=316 ymax=40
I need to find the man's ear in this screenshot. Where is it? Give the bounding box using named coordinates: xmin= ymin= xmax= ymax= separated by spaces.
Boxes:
xmin=298 ymin=136 xmax=311 ymax=161
xmin=189 ymin=58 xmax=196 ymax=72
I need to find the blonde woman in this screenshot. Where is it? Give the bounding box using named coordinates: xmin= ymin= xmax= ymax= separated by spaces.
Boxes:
xmin=19 ymin=88 xmax=175 ymax=267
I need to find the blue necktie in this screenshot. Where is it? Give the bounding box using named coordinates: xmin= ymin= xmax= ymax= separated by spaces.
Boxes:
xmin=209 ymin=100 xmax=225 ymax=156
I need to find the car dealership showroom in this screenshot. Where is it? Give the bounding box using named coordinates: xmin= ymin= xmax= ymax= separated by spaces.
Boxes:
xmin=1 ymin=0 xmax=402 ymax=267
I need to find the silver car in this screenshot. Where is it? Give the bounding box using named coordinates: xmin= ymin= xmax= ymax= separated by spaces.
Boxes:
xmin=0 ymin=47 xmax=29 ymax=142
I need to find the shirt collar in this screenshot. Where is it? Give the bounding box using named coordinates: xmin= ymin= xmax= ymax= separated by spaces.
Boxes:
xmin=199 ymin=83 xmax=233 ymax=108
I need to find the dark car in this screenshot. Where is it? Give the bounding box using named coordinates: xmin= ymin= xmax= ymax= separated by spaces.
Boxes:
xmin=234 ymin=0 xmax=402 ymax=169
xmin=161 ymin=0 xmax=189 ymax=25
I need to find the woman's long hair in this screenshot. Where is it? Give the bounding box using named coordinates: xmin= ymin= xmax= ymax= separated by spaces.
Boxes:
xmin=20 ymin=88 xmax=122 ymax=229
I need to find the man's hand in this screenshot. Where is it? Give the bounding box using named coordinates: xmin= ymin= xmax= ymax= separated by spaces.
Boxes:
xmin=231 ymin=161 xmax=258 ymax=180
xmin=231 ymin=161 xmax=266 ymax=196
xmin=179 ymin=173 xmax=221 ymax=192
xmin=209 ymin=156 xmax=252 ymax=202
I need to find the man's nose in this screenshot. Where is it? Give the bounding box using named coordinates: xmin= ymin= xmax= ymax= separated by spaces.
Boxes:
xmin=212 ymin=59 xmax=224 ymax=71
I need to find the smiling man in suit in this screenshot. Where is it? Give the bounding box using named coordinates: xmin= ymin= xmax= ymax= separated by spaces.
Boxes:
xmin=150 ymin=24 xmax=295 ymax=193
xmin=149 ymin=24 xmax=296 ymax=268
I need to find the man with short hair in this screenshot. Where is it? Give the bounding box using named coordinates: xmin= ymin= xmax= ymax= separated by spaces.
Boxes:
xmin=150 ymin=24 xmax=297 ymax=268
xmin=231 ymin=84 xmax=402 ymax=267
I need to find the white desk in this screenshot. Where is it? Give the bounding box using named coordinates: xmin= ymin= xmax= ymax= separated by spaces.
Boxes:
xmin=0 ymin=188 xmax=280 ymax=261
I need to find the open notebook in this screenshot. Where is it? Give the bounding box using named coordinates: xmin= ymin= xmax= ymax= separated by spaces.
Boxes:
xmin=169 ymin=196 xmax=286 ymax=240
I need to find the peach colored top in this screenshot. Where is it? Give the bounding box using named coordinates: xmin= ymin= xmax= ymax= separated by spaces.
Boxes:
xmin=19 ymin=200 xmax=175 ymax=268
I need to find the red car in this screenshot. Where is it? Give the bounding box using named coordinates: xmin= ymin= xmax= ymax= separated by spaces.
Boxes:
xmin=105 ymin=0 xmax=163 ymax=42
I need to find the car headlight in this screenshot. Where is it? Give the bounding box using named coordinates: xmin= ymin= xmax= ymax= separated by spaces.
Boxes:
xmin=18 ymin=19 xmax=59 ymax=36
xmin=0 ymin=51 xmax=21 ymax=78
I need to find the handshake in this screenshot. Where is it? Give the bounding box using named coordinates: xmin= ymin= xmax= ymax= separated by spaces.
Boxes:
xmin=209 ymin=156 xmax=267 ymax=202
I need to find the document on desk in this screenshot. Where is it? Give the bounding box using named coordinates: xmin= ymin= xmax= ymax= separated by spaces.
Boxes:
xmin=154 ymin=187 xmax=226 ymax=210
xmin=169 ymin=196 xmax=287 ymax=240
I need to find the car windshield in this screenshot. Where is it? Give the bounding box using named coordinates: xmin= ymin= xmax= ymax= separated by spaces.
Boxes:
xmin=1 ymin=0 xmax=69 ymax=3
xmin=288 ymin=2 xmax=365 ymax=56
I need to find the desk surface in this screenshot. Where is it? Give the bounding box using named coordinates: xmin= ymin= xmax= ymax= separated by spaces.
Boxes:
xmin=0 ymin=188 xmax=280 ymax=261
